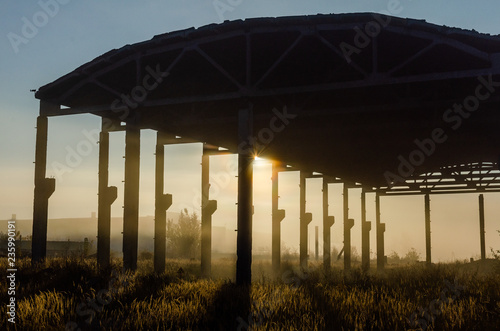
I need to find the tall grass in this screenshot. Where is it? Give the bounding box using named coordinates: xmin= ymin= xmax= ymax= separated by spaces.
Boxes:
xmin=1 ymin=257 xmax=499 ymax=330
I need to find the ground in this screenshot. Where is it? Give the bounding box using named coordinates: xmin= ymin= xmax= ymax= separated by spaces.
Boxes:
xmin=1 ymin=257 xmax=499 ymax=330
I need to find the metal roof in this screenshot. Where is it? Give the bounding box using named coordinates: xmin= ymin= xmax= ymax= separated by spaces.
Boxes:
xmin=35 ymin=13 xmax=500 ymax=193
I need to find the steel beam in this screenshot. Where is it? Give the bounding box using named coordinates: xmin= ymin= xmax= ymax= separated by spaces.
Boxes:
xmin=123 ymin=123 xmax=140 ymax=271
xmin=479 ymin=194 xmax=486 ymax=260
xmin=376 ymin=192 xmax=384 ymax=271
xmin=272 ymin=161 xmax=286 ymax=274
xmin=300 ymin=171 xmax=312 ymax=268
xmin=381 ymin=189 xmax=500 ymax=196
xmin=361 ymin=189 xmax=371 ymax=272
xmin=236 ymin=104 xmax=253 ymax=285
xmin=425 ymin=193 xmax=431 ymax=265
xmin=322 ymin=178 xmax=335 ymax=272
xmin=201 ymin=148 xmax=218 ymax=277
xmin=97 ymin=120 xmax=118 ymax=269
xmin=32 ymin=107 xmax=56 ymax=264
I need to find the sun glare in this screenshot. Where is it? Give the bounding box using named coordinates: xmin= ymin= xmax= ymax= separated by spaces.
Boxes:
xmin=253 ymin=156 xmax=267 ymax=166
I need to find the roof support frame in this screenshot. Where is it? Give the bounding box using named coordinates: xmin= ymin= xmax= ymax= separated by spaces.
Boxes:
xmin=254 ymin=33 xmax=304 ymax=87
xmin=385 ymin=25 xmax=492 ymax=63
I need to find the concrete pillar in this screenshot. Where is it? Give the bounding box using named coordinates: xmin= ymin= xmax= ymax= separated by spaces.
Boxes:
xmin=272 ymin=161 xmax=286 ymax=274
xmin=425 ymin=193 xmax=431 ymax=265
xmin=236 ymin=104 xmax=253 ymax=285
xmin=479 ymin=194 xmax=486 ymax=260
xmin=300 ymin=171 xmax=312 ymax=268
xmin=323 ymin=179 xmax=334 ymax=272
xmin=32 ymin=109 xmax=56 ymax=264
xmin=201 ymin=149 xmax=218 ymax=277
xmin=97 ymin=119 xmax=118 ymax=269
xmin=376 ymin=192 xmax=384 ymax=271
xmin=361 ymin=189 xmax=371 ymax=272
xmin=154 ymin=133 xmax=172 ymax=273
xmin=378 ymin=222 xmax=385 ymax=268
xmin=123 ymin=123 xmax=140 ymax=271
xmin=343 ymin=183 xmax=353 ymax=271
xmin=315 ymin=226 xmax=319 ymax=261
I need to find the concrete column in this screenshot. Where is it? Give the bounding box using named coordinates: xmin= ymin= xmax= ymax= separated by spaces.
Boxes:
xmin=376 ymin=192 xmax=384 ymax=271
xmin=272 ymin=161 xmax=285 ymax=274
xmin=479 ymin=194 xmax=486 ymax=260
xmin=361 ymin=189 xmax=371 ymax=272
xmin=32 ymin=108 xmax=56 ymax=264
xmin=344 ymin=218 xmax=355 ymax=271
xmin=154 ymin=133 xmax=172 ymax=273
xmin=123 ymin=123 xmax=140 ymax=271
xmin=343 ymin=183 xmax=353 ymax=271
xmin=97 ymin=119 xmax=118 ymax=269
xmin=236 ymin=104 xmax=253 ymax=285
xmin=322 ymin=178 xmax=335 ymax=272
xmin=315 ymin=226 xmax=319 ymax=261
xmin=201 ymin=149 xmax=217 ymax=277
xmin=425 ymin=193 xmax=431 ymax=265
xmin=378 ymin=222 xmax=385 ymax=268
xmin=300 ymin=171 xmax=312 ymax=268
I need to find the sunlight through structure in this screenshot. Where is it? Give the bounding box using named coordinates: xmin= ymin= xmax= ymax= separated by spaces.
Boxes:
xmin=32 ymin=13 xmax=500 ymax=284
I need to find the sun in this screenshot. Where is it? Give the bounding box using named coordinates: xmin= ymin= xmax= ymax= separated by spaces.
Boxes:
xmin=253 ymin=156 xmax=268 ymax=166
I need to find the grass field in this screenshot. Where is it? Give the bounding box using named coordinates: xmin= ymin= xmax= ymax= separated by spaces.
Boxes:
xmin=1 ymin=257 xmax=499 ymax=330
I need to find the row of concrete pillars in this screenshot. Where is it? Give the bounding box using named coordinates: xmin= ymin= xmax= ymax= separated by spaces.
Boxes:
xmin=32 ymin=103 xmax=491 ymax=285
xmin=270 ymin=168 xmax=382 ymax=274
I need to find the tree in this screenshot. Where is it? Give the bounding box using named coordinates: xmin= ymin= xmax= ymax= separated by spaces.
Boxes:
xmin=491 ymin=230 xmax=500 ymax=260
xmin=351 ymin=246 xmax=360 ymax=262
xmin=388 ymin=250 xmax=401 ymax=265
xmin=403 ymin=247 xmax=420 ymax=264
xmin=166 ymin=209 xmax=200 ymax=259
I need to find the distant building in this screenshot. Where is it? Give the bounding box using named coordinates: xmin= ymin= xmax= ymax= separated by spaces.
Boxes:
xmin=0 ymin=238 xmax=91 ymax=257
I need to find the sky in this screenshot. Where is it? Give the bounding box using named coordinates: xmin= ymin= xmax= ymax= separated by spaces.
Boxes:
xmin=1 ymin=0 xmax=500 ymax=262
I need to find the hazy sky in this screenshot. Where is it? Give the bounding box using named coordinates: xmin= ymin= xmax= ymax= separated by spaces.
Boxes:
xmin=1 ymin=0 xmax=500 ymax=261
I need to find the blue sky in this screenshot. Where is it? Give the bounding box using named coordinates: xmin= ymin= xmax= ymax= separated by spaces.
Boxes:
xmin=1 ymin=0 xmax=500 ymax=260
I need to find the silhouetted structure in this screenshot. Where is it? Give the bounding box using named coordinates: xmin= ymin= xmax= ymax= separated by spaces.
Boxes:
xmin=315 ymin=226 xmax=319 ymax=261
xmin=479 ymin=194 xmax=486 ymax=260
xmin=97 ymin=121 xmax=117 ymax=269
xmin=425 ymin=193 xmax=432 ymax=265
xmin=271 ymin=161 xmax=286 ymax=274
xmin=33 ymin=13 xmax=500 ymax=283
xmin=322 ymin=178 xmax=335 ymax=273
xmin=361 ymin=189 xmax=371 ymax=272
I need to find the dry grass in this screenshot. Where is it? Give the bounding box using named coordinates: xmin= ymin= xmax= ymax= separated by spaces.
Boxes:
xmin=1 ymin=257 xmax=499 ymax=330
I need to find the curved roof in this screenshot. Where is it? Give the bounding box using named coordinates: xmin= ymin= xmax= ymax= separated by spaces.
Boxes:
xmin=35 ymin=13 xmax=500 ymax=192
